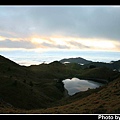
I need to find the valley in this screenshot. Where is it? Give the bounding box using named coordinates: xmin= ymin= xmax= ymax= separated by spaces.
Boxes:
xmin=0 ymin=55 xmax=120 ymax=114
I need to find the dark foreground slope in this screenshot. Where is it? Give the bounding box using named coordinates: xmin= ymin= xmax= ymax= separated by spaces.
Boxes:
xmin=0 ymin=76 xmax=120 ymax=114
xmin=26 ymin=76 xmax=120 ymax=114
xmin=0 ymin=55 xmax=65 ymax=109
xmin=0 ymin=55 xmax=120 ymax=113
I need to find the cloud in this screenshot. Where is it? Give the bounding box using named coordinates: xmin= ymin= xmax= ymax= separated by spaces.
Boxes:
xmin=0 ymin=6 xmax=120 ymax=52
xmin=0 ymin=36 xmax=119 ymax=52
xmin=0 ymin=37 xmax=70 ymax=50
xmin=41 ymin=42 xmax=70 ymax=49
xmin=68 ymin=41 xmax=90 ymax=49
xmin=0 ymin=6 xmax=120 ymax=40
xmin=0 ymin=39 xmax=36 ymax=49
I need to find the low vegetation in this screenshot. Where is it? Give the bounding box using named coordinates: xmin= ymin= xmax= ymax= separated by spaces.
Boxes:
xmin=0 ymin=55 xmax=120 ymax=114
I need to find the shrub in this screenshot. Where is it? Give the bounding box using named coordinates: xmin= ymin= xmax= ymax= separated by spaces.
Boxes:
xmin=12 ymin=80 xmax=17 ymax=86
xmin=89 ymin=65 xmax=96 ymax=69
xmin=29 ymin=81 xmax=33 ymax=87
xmin=23 ymin=80 xmax=26 ymax=83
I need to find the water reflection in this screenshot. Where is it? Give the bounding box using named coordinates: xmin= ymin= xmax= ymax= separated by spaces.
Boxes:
xmin=63 ymin=77 xmax=104 ymax=95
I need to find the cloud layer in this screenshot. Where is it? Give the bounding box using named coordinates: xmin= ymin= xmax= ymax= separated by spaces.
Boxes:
xmin=0 ymin=6 xmax=120 ymax=51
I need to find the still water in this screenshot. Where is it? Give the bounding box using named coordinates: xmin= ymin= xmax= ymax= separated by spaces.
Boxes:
xmin=63 ymin=77 xmax=104 ymax=95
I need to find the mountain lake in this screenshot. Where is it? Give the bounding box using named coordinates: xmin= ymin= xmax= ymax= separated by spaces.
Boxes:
xmin=63 ymin=77 xmax=104 ymax=95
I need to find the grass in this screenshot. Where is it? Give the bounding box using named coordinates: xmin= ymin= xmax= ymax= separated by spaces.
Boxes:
xmin=0 ymin=55 xmax=120 ymax=114
xmin=1 ymin=77 xmax=120 ymax=114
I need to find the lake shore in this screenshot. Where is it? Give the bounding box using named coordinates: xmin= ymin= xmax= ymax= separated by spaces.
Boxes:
xmin=63 ymin=77 xmax=104 ymax=95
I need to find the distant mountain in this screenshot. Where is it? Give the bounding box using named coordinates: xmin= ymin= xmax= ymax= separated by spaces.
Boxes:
xmin=60 ymin=57 xmax=120 ymax=72
xmin=60 ymin=57 xmax=92 ymax=64
xmin=83 ymin=60 xmax=120 ymax=72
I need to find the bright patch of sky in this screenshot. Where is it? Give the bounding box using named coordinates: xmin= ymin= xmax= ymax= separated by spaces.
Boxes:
xmin=0 ymin=5 xmax=120 ymax=65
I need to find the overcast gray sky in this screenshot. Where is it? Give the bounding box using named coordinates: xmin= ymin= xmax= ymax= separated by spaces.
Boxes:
xmin=0 ymin=5 xmax=120 ymax=52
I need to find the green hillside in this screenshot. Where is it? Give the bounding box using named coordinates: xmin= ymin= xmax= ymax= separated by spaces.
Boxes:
xmin=0 ymin=56 xmax=65 ymax=109
xmin=26 ymin=76 xmax=120 ymax=114
xmin=28 ymin=61 xmax=79 ymax=79
xmin=1 ymin=76 xmax=120 ymax=114
xmin=77 ymin=67 xmax=119 ymax=82
xmin=0 ymin=55 xmax=120 ymax=114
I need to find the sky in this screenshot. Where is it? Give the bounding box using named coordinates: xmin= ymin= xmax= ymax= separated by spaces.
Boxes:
xmin=0 ymin=5 xmax=120 ymax=65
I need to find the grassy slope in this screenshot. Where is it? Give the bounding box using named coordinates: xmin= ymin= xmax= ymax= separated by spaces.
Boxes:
xmin=77 ymin=67 xmax=119 ymax=82
xmin=26 ymin=76 xmax=120 ymax=114
xmin=28 ymin=61 xmax=79 ymax=80
xmin=0 ymin=56 xmax=65 ymax=109
xmin=0 ymin=55 xmax=120 ymax=113
xmin=83 ymin=60 xmax=120 ymax=71
xmin=1 ymin=76 xmax=120 ymax=114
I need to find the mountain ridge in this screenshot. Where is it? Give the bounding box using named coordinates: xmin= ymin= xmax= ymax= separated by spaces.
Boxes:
xmin=0 ymin=54 xmax=120 ymax=113
xmin=60 ymin=57 xmax=92 ymax=64
xmin=60 ymin=57 xmax=120 ymax=72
